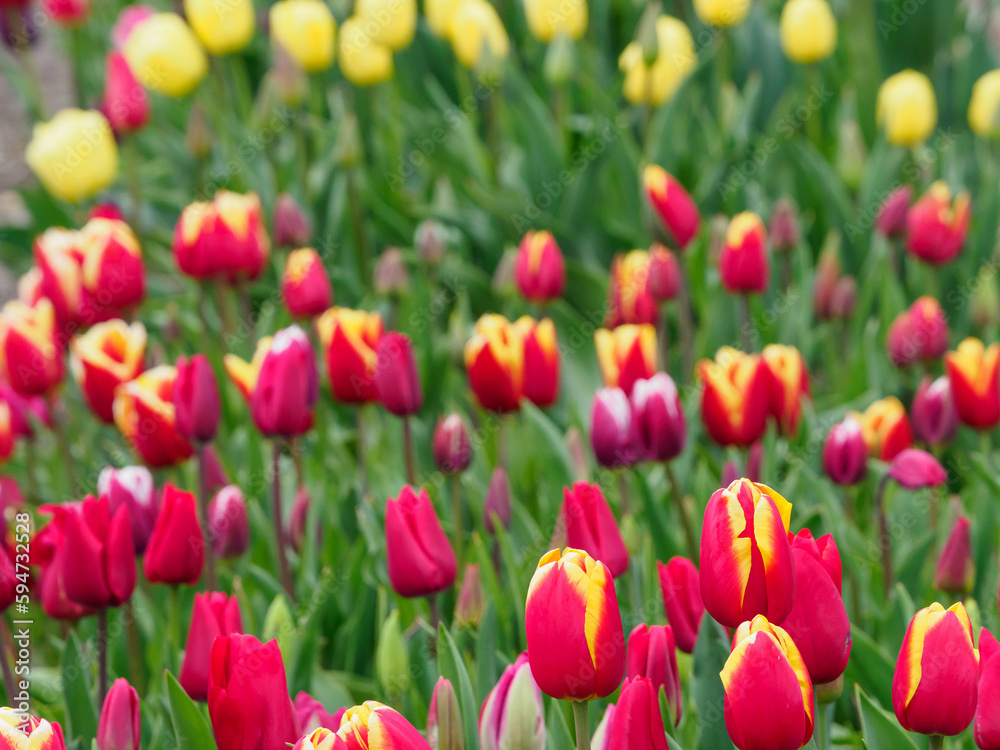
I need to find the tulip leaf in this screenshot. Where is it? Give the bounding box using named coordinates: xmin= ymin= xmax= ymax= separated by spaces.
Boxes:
xmin=854 ymin=684 xmax=919 ymax=750
xmin=437 ymin=624 xmax=480 ymax=750
xmin=843 ymin=625 xmax=896 ymax=710
xmin=691 ymin=617 xmax=735 ymax=750
xmin=61 ymin=633 xmax=97 ymax=746
xmin=164 ymin=670 xmax=218 ymax=749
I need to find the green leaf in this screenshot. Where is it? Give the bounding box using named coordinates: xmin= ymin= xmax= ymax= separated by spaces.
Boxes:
xmin=61 ymin=633 xmax=97 ymax=746
xmin=844 ymin=625 xmax=896 ymax=710
xmin=164 ymin=671 xmax=218 ymax=749
xmin=854 ymin=684 xmax=918 ymax=750
xmin=437 ymin=624 xmax=480 ymax=750
xmin=691 ymin=617 xmax=734 ymax=750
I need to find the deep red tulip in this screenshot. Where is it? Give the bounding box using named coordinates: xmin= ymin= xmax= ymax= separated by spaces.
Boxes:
xmin=812 ymin=247 xmax=841 ymax=320
xmin=643 ymin=165 xmax=701 ymax=250
xmin=630 ymin=373 xmax=685 ymax=462
xmin=560 ymin=481 xmax=629 ymax=578
xmin=906 ymin=181 xmax=970 ymax=265
xmin=626 ymin=625 xmax=681 ymax=727
xmin=657 ymin=557 xmax=704 ymax=654
xmin=976 ymin=628 xmax=1000 ymax=750
xmin=317 ymin=308 xmax=384 ymax=404
xmin=59 ymin=495 xmax=136 ymax=609
xmin=591 ymin=387 xmax=636 ymax=469
xmin=174 ymin=354 xmax=220 ymax=443
xmin=385 ymin=486 xmax=456 ymax=598
xmin=33 ymin=508 xmax=91 ymax=621
xmin=288 ymin=486 xmax=311 ymax=554
xmin=822 ymin=416 xmax=868 ymax=486
xmin=888 ymin=448 xmax=947 ymax=489
xmin=208 ymin=485 xmax=249 ymax=559
xmin=282 ymin=248 xmax=331 ymax=318
xmin=143 ymin=484 xmax=204 ymax=586
xmin=101 ymin=51 xmax=149 ymax=134
xmin=515 ymin=230 xmax=565 ymax=302
xmin=719 ymin=212 xmax=769 ymax=294
xmin=375 ymin=332 xmax=423 ymax=417
xmin=179 ymin=592 xmax=243 ymax=702
xmin=875 ymin=185 xmax=912 ymax=237
xmin=608 ymin=677 xmax=671 ymax=749
xmin=97 ymin=678 xmax=140 ymax=750
xmin=646 ymin=244 xmax=680 ymax=301
xmin=935 ymin=515 xmax=974 ymax=594
xmin=912 ymin=375 xmax=957 ymax=446
xmin=432 ymin=413 xmax=472 ymax=474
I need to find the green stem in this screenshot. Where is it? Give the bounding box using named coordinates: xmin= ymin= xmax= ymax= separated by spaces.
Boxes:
xmin=97 ymin=609 xmax=108 ymax=706
xmin=196 ymin=444 xmax=218 ymax=590
xmin=347 ymin=166 xmax=369 ymax=286
xmin=451 ymin=475 xmax=464 ymax=565
xmin=572 ymin=701 xmax=591 ymax=750
xmin=617 ymin=471 xmax=630 ymax=516
xmin=168 ymin=585 xmax=181 ymax=673
xmin=929 ymin=736 xmax=944 ymax=750
xmin=815 ymin=701 xmax=833 ymax=750
xmin=402 ymin=418 xmax=416 ymax=486
xmin=47 ymin=395 xmax=79 ymax=496
xmin=666 ymin=462 xmax=698 ymax=560
xmin=122 ymin=599 xmax=145 ymax=695
xmin=272 ymin=441 xmax=296 ymax=601
xmin=875 ymin=473 xmax=893 ymax=598
xmin=677 ymin=255 xmax=694 ymax=382
xmin=739 ymin=294 xmax=753 ymax=352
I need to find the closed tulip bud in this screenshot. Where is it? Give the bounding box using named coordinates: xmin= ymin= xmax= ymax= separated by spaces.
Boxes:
xmin=888 ymin=447 xmax=947 ymax=489
xmin=143 ymin=484 xmax=204 ymax=585
xmin=912 ymin=376 xmax=957 ymax=445
xmin=207 ymin=485 xmax=249 ymax=559
xmin=606 ymin=250 xmax=659 ymax=329
xmin=837 ymin=117 xmax=867 ymax=190
xmin=722 ymin=616 xmax=814 ymax=750
xmin=657 ymin=557 xmax=703 ymax=654
xmin=646 ymin=244 xmax=680 ymax=301
xmin=386 ymin=486 xmax=456 ymax=597
xmin=124 ymin=13 xmax=208 ymax=97
xmin=829 ymin=276 xmax=857 ymax=318
xmin=376 ymin=610 xmax=411 ymax=695
xmin=294 ymin=693 xmax=345 ymax=736
xmin=25 ymin=108 xmax=118 ymax=203
xmin=893 ymin=602 xmax=979 ymax=736
xmin=464 ymin=314 xmax=524 ymax=412
xmin=0 ymin=712 xmax=67 ymax=748
xmin=97 ymin=466 xmax=157 ymax=554
xmin=619 ymin=16 xmax=696 ymax=107
xmin=694 ymin=0 xmax=749 ymax=26
xmin=607 ymin=677 xmax=672 ymax=749
xmin=450 ymin=0 xmax=509 ymax=69
xmin=208 ymin=634 xmax=301 ymax=749
xmin=282 ymin=248 xmax=332 ymax=318
xmin=697 ymin=347 xmax=771 ymax=447
xmin=876 ymin=185 xmax=912 ymax=237
xmin=906 ymin=181 xmax=971 ymax=265
xmin=626 ymin=625 xmax=681 ymax=727
xmin=560 ymin=482 xmax=629 ymax=578
xmin=270 ymin=0 xmax=336 ymax=72
xmin=701 ymin=479 xmax=794 ymax=628
xmin=493 ymin=248 xmax=518 ymax=294
xmin=173 ymin=354 xmax=219 ymax=443
xmin=591 ymin=707 xmax=615 ymax=750
xmin=415 ymin=219 xmax=450 ymax=264
xmin=174 ymin=191 xmax=270 ymax=281
xmin=354 ymin=0 xmax=416 ymax=50
xmin=316 ymin=308 xmax=383 ymax=403
xmin=976 ymin=628 xmax=1000 ymax=749
xmin=946 ymin=338 xmax=1000 ymax=429
xmin=484 ymin=467 xmax=512 ymax=533
xmin=822 ymin=416 xmax=868 ymax=486
xmin=629 ymin=373 xmax=685 ymax=462
xmin=34 ymin=507 xmax=92 ymax=621
xmin=591 ymin=387 xmax=636 ymax=469
xmin=274 ymin=193 xmax=312 ymax=247
xmin=113 ymin=365 xmax=193 ymax=467
xmin=58 ymin=494 xmax=136 ymax=608
xmin=178 ymin=592 xmax=242 ymax=701
xmin=935 ymin=515 xmax=974 ymax=594
xmin=762 ymin=344 xmax=810 ymax=436
xmin=184 ymin=0 xmax=254 ymax=55
xmin=480 ymin=652 xmax=546 ymax=750
xmin=525 ymin=548 xmax=626 ymax=700
xmin=454 ymin=563 xmax=484 ymax=628
xmin=339 ymin=16 xmax=394 ymax=86
xmin=970 ymin=70 xmax=1000 ymax=137
xmin=643 ymin=165 xmax=700 ymax=250
xmin=858 ymin=396 xmax=914 ymax=460
xmin=288 ymin=486 xmax=311 ymax=553
xmin=373 ymin=247 xmax=410 ymax=296
xmin=719 ymin=212 xmax=769 ymax=294
xmin=97 ymin=678 xmax=140 ymax=750
xmin=523 ymin=0 xmax=585 ymax=41
xmin=768 ymin=198 xmax=800 ymax=252
xmin=779 ymin=0 xmax=836 ymax=63
xmin=427 ymin=678 xmax=463 ymax=750
xmin=595 ymin=324 xmax=657 ymax=397
xmin=375 ymin=332 xmax=423 ymax=417
xmin=70 ymin=320 xmax=146 ymax=424
xmin=515 ymin=230 xmax=566 ymax=302
xmin=877 ymin=69 xmax=937 ymax=146
xmin=101 ymin=52 xmax=150 ymax=134
xmin=433 ymin=414 xmax=472 ymax=474
xmin=514 ymin=317 xmax=560 ymax=408
xmin=298 ymin=702 xmax=430 ymax=750
xmin=812 ymin=243 xmax=841 ymax=319
xmin=78 ymin=218 xmax=146 ymax=320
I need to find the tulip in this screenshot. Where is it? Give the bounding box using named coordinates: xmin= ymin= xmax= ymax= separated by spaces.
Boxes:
xmin=178 ymin=592 xmax=243 ymax=701
xmin=608 ymin=677 xmax=672 ymax=749
xmin=697 ymin=347 xmax=771 ymax=447
xmin=768 ymin=198 xmax=800 ymax=252
xmin=97 ymin=678 xmax=140 ymax=750
xmin=295 ymin=702 xmax=429 ymax=750
xmin=480 ymin=652 xmax=546 ymax=750
xmin=270 ymin=0 xmax=337 ymax=73
xmin=208 ymin=485 xmax=249 ymax=559
xmin=657 ymin=557 xmax=703 ymax=654
xmin=626 ymin=625 xmax=681 ymax=726
xmin=515 ymin=230 xmax=565 ymax=303
xmin=629 ymin=373 xmax=685 ymax=462
xmin=694 ymin=0 xmax=750 ymax=26
xmin=173 ymin=354 xmax=219 ymax=443
xmin=184 ymin=0 xmax=254 ymax=55
xmin=620 ymin=16 xmax=696 ymax=107
xmin=970 ymin=70 xmax=1000 ymax=137
xmin=353 ymin=0 xmax=416 ymax=50
xmin=946 ymin=338 xmax=1000 ymax=429
xmin=143 ymin=484 xmax=204 ymax=585
xmin=523 ymin=0 xmax=585 ymax=41
xmin=605 ymin=250 xmax=658 ymax=329
xmin=56 ymin=495 xmax=136 ymax=609
xmin=375 ymin=332 xmax=423 ymax=417
xmin=646 ymin=244 xmax=680 ymax=301
xmin=282 ymin=248 xmax=332 ymax=319
xmin=454 ymin=563 xmax=484 ymax=627
xmin=595 ymin=324 xmax=657 ymax=397
xmin=25 ymin=108 xmax=118 ymax=203
xmin=433 ymin=414 xmax=472 ymax=474
xmin=822 ymin=416 xmax=868 ymax=486
xmin=225 ymin=326 xmax=318 ymax=437
xmin=719 ymin=212 xmax=769 ymax=294
xmin=0 ymin=378 xmax=49 ymax=439
xmin=912 ymin=376 xmax=957 ymax=446
xmin=101 ymin=52 xmax=150 ymax=134
xmin=0 ymin=711 xmax=67 ymax=749
xmin=484 ymin=467 xmax=511 ymax=532
xmin=779 ymin=0 xmax=836 ymax=63
xmin=525 ymin=548 xmax=626 ymax=700
xmin=515 ymin=317 xmax=560 ymax=408
xmin=31 ymin=227 xmax=82 ymax=326
xmin=124 ymin=13 xmax=208 ymax=97
xmin=829 ymin=275 xmax=857 ymax=318
xmin=721 ymin=616 xmax=814 ymax=750
xmin=857 ymin=396 xmax=913 ymax=460
xmin=591 ymin=387 xmax=636 ymax=469
xmin=892 ymin=602 xmax=979 ymax=736
xmin=0 ymin=299 xmax=63 ymax=398
xmin=373 ymin=247 xmax=411 ymax=296
xmin=0 ymin=403 xmax=13 ymax=464
xmin=450 ymin=0 xmax=509 ymax=68
xmin=317 ymin=307 xmax=384 ymax=403
xmin=70 ymin=320 xmax=146 ymax=424
xmin=700 ymin=478 xmax=794 ymax=628
xmin=876 ymin=185 xmax=912 ymax=237
xmin=34 ymin=508 xmax=91 ymax=621
xmin=762 ymin=344 xmax=810 ymax=436
xmin=42 ymin=0 xmax=88 ymax=23
xmin=208 ymin=634 xmax=301 ymax=749
xmin=97 ymin=466 xmax=158 ymax=554
xmin=385 ymin=486 xmax=456 ymax=598
xmin=113 ymin=365 xmax=193 ymax=467
xmin=877 ymin=69 xmax=937 ymax=146
xmin=77 ymin=217 xmax=146 ymax=320
xmin=464 ymin=314 xmax=524 ymax=412
xmin=111 ymin=6 xmax=155 ymax=49
xmin=906 ymin=181 xmax=970 ymax=265
xmin=887 ymin=296 xmax=950 ymax=367
xmin=173 ymin=191 xmax=270 ymax=281
xmin=274 ymin=193 xmax=312 ymax=247
xmin=934 ymin=515 xmax=974 ymax=594
xmin=560 ymin=482 xmax=629 ymax=578
xmin=976 ymin=628 xmax=1000 ymax=749
xmin=643 ymin=165 xmax=700 ymax=250
xmin=294 ymin=693 xmax=345 ymax=736
xmin=339 ymin=17 xmax=394 ymax=85
xmin=888 ymin=448 xmax=947 ymax=489
xmin=427 ymin=677 xmax=463 ymax=750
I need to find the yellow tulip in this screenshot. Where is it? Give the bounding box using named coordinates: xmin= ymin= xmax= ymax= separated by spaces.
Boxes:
xmin=524 ymin=0 xmax=587 ymax=42
xmin=25 ymin=109 xmax=118 ymax=203
xmin=877 ymin=69 xmax=937 ymax=146
xmin=184 ymin=0 xmax=255 ymax=55
xmin=451 ymin=0 xmax=509 ymax=68
xmin=425 ymin=0 xmax=462 ymax=37
xmin=969 ymin=69 xmax=1000 ymax=137
xmin=779 ymin=0 xmax=836 ymax=64
xmin=619 ymin=15 xmax=696 ymax=106
xmin=353 ymin=0 xmax=417 ymax=51
xmin=693 ymin=0 xmax=749 ymax=27
xmin=123 ymin=13 xmax=208 ymax=97
xmin=270 ymin=0 xmax=337 ymax=73
xmin=338 ymin=16 xmax=394 ymax=85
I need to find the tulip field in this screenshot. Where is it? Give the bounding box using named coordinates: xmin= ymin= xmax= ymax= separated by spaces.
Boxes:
xmin=2 ymin=0 xmax=1000 ymax=748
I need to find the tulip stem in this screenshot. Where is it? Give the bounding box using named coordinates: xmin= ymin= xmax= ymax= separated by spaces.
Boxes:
xmin=572 ymin=701 xmax=591 ymax=750
xmin=356 ymin=408 xmax=371 ymax=501
xmin=402 ymin=418 xmax=417 ymax=486
xmin=272 ymin=441 xmax=296 ymax=601
xmin=815 ymin=700 xmax=833 ymax=750
xmin=739 ymin=295 xmax=753 ymax=352
xmin=929 ymin=736 xmax=944 ymax=750
xmin=122 ymin=599 xmax=145 ymax=695
xmin=666 ymin=463 xmax=699 ymax=560
xmin=347 ymin=166 xmax=370 ymax=286
xmin=46 ymin=394 xmax=79 ymax=496
xmin=875 ymin=473 xmax=894 ymax=598
xmin=617 ymin=471 xmax=630 ymax=516
xmin=168 ymin=585 xmax=181 ymax=673
xmin=451 ymin=475 xmax=464 ymax=565
xmin=677 ymin=256 xmax=695 ymax=382
xmin=0 ymin=617 xmax=17 ymax=704
xmin=196 ymin=444 xmax=218 ymax=590
xmin=97 ymin=609 xmax=108 ymax=706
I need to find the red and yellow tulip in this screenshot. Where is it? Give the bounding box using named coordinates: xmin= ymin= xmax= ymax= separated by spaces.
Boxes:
xmin=317 ymin=307 xmax=384 ymax=404
xmin=0 ymin=709 xmax=67 ymax=749
xmin=0 ymin=299 xmax=64 ymax=396
xmin=697 ymin=347 xmax=770 ymax=447
xmin=606 ymin=250 xmax=659 ymax=328
xmin=113 ymin=365 xmax=193 ymax=467
xmin=719 ymin=212 xmax=769 ymax=294
xmin=282 ymin=247 xmax=332 ymax=319
xmin=906 ymin=181 xmax=971 ymax=265
xmin=514 ymin=316 xmax=559 ymax=408
xmin=514 ymin=230 xmax=565 ymax=303
xmin=855 ymin=396 xmax=913 ymax=460
xmin=464 ymin=314 xmax=525 ymax=413
xmin=32 ymin=228 xmax=82 ymax=326
xmin=945 ymin=337 xmax=1000 ymax=429
xmin=292 ymin=701 xmax=431 ymax=749
xmin=77 ymin=217 xmax=145 ymax=322
xmin=594 ymin=324 xmax=657 ymax=397
xmin=643 ymin=164 xmax=701 ymax=250
xmin=762 ymin=344 xmax=810 ymax=436
xmin=70 ymin=319 xmax=146 ymax=423
xmin=173 ymin=191 xmax=270 ymax=282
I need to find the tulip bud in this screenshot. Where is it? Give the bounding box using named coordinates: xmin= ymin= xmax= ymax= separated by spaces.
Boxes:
xmin=822 ymin=416 xmax=868 ymax=486
xmin=829 ymin=276 xmax=857 ymax=318
xmin=560 ymin=482 xmax=629 ymax=578
xmin=59 ymin=494 xmax=137 ymax=609
xmin=906 ymin=182 xmax=971 ymax=265
xmin=594 ymin=324 xmax=657 ymax=397
xmin=515 ymin=231 xmax=566 ymax=303
xmin=98 ymin=465 xmax=158 ymax=555
xmin=646 ymin=244 xmax=680 ymax=301
xmin=70 ymin=320 xmax=147 ymax=424
xmin=608 ymin=677 xmax=673 ymax=748
xmin=779 ymin=0 xmax=836 ymax=63
xmin=454 ymin=563 xmax=484 ymax=628
xmin=893 ymin=602 xmax=978 ymax=736
xmin=643 ymin=165 xmax=700 ymax=250
xmin=697 ymin=347 xmax=771 ymax=447
xmin=282 ymin=248 xmax=332 ymax=318
xmin=262 ymin=595 xmax=296 ymax=669
xmin=201 ymin=444 xmax=229 ymax=494
xmin=339 ymin=16 xmax=394 ymax=86
xmin=525 ymin=548 xmax=626 ymax=700
xmin=376 ymin=610 xmax=411 ymax=696
xmin=484 ymin=467 xmax=511 ymax=533
xmin=426 ymin=677 xmax=463 ymax=750
xmin=858 ymin=396 xmax=914 ymax=460
xmin=433 ymin=414 xmax=472 ymax=475
xmin=888 ymin=448 xmax=947 ymax=489
xmin=590 ymin=387 xmax=635 ymax=469
xmin=877 ymin=69 xmax=937 ymax=146
xmin=946 ymin=337 xmax=1000 ymax=430
xmin=629 ymin=373 xmax=685 ymax=462
xmin=173 ymin=354 xmax=220 ymax=443
xmin=970 ymin=70 xmax=1000 ymax=137
xmin=179 ymin=592 xmax=242 ymax=701
xmin=887 ymin=296 xmax=950 ymax=368
xmin=270 ymin=0 xmax=337 ymax=73
xmin=450 ymin=0 xmax=509 ymax=69
xmin=768 ymin=197 xmax=800 ymax=252
xmin=274 ymin=193 xmax=312 ymax=248
xmin=124 ymin=13 xmax=208 ymax=97
xmin=719 ymin=212 xmax=769 ymax=294
xmin=606 ymin=250 xmax=659 ymax=328
xmin=480 ymin=653 xmax=546 ymax=750
xmin=693 ymin=0 xmax=750 ymax=27
xmin=415 ymin=219 xmax=449 ymax=264
xmin=934 ymin=514 xmax=974 ymax=594
xmin=976 ymin=628 xmax=1000 ymax=749
xmin=374 ymin=247 xmax=411 ymax=296
xmin=101 ymin=52 xmax=150 ymax=135
xmin=288 ymin=486 xmax=311 ymax=553
xmin=812 ymin=243 xmax=841 ymax=319
xmin=700 ymin=479 xmax=794 ymax=628
xmin=25 ymin=108 xmax=118 ymax=204
xmin=722 ymin=616 xmax=815 ymax=750
xmin=912 ymin=376 xmax=957 ymax=446
xmin=184 ymin=0 xmax=254 ymax=55
xmin=375 ymin=332 xmax=423 ymax=417
xmin=97 ymin=678 xmax=140 ymax=750
xmin=762 ymin=344 xmax=810 ymax=437
xmin=207 ymin=485 xmax=249 ymax=559
xmin=657 ymin=557 xmax=704 ymax=654
xmin=386 ymin=486 xmax=456 ymax=597
xmin=464 ymin=315 xmax=524 ymax=412
xmin=876 ymin=185 xmax=913 ymax=238
xmin=294 ymin=692 xmax=345 ymax=736
xmin=42 ymin=0 xmax=88 ymax=24
xmin=317 ymin=307 xmax=384 ymax=404
xmin=626 ymin=625 xmax=681 ymax=727
xmin=143 ymin=484 xmax=204 ymax=586
xmin=619 ymin=15 xmax=696 ymax=107
xmin=837 ymin=117 xmax=867 ymax=190
xmin=972 ymin=277 xmax=1000 ymax=330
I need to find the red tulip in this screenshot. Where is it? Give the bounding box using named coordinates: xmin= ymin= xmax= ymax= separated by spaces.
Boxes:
xmin=173 ymin=191 xmax=270 ymax=282
xmin=432 ymin=413 xmax=472 ymax=474
xmin=174 ymin=354 xmax=220 ymax=443
xmin=857 ymin=397 xmax=913 ymax=460
xmin=886 ymin=296 xmax=949 ymax=367
xmin=719 ymin=212 xmax=769 ymax=294
xmin=875 ymin=185 xmax=912 ymax=237
xmin=975 ymin=627 xmax=1000 ymax=750
xmin=143 ymin=484 xmax=204 ymax=586
xmin=113 ymin=365 xmax=194 ymax=468
xmin=906 ymin=181 xmax=970 ymax=265
xmin=77 ymin=217 xmax=146 ymax=323
xmin=273 ymin=193 xmax=312 ymax=248
xmin=646 ymin=244 xmax=680 ymax=301
xmin=101 ymin=51 xmax=149 ymax=134
xmin=375 ymin=332 xmax=423 ymax=417
xmin=97 ymin=466 xmax=158 ymax=554
xmin=912 ymin=375 xmax=957 ymax=446
xmin=31 ymin=227 xmax=81 ymax=326
xmin=316 ymin=307 xmax=384 ymax=404
xmin=657 ymin=556 xmax=704 ymax=654
xmin=606 ymin=251 xmax=659 ymax=328
xmin=282 ymin=248 xmax=332 ymax=318
xmin=464 ymin=314 xmax=524 ymax=412
xmin=208 ymin=485 xmax=249 ymax=559
xmin=643 ymin=164 xmax=701 ymax=250
xmin=946 ymin=338 xmax=1000 ymax=430
xmin=0 ymin=532 xmax=17 ymax=612
xmin=629 ymin=373 xmax=685 ymax=462
xmin=97 ymin=678 xmax=140 ymax=750
xmin=888 ymin=448 xmax=947 ymax=489
xmin=697 ymin=347 xmax=771 ymax=447
xmin=288 ymin=486 xmax=311 ymax=554
xmin=515 ymin=230 xmax=565 ymax=302
xmin=934 ymin=515 xmax=974 ymax=594
xmin=591 ymin=387 xmax=636 ymax=469
xmin=58 ymin=494 xmax=136 ymax=609
xmin=385 ymin=486 xmax=456 ymax=598
xmin=608 ymin=677 xmax=671 ymax=749
xmin=822 ymin=416 xmax=868 ymax=485
xmin=762 ymin=344 xmax=810 ymax=436
xmin=515 ymin=316 xmax=560 ymax=408
xmin=560 ymin=481 xmax=629 ymax=578
xmin=42 ymin=0 xmax=89 ymax=24
xmin=0 ymin=299 xmax=63 ymax=396
xmin=594 ymin=324 xmax=657 ymax=397
xmin=626 ymin=625 xmax=681 ymax=727
xmin=33 ymin=508 xmax=91 ymax=620
xmin=70 ymin=320 xmax=146 ymax=424
xmin=179 ymin=592 xmax=243 ymax=702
